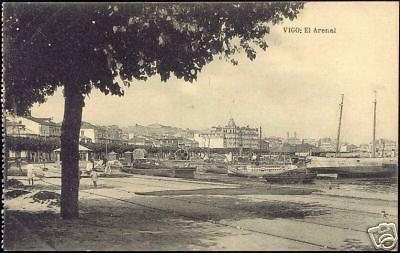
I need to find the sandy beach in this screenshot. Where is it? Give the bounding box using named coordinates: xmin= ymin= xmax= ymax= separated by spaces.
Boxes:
xmin=4 ymin=167 xmax=398 ymax=251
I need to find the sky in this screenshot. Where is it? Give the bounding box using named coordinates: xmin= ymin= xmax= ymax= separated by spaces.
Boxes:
xmin=31 ymin=2 xmax=399 ymax=145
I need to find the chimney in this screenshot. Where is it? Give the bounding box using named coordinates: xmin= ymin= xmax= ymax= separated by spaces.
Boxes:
xmin=286 ymin=132 xmax=289 ymax=140
xmin=294 ymin=132 xmax=297 ymax=139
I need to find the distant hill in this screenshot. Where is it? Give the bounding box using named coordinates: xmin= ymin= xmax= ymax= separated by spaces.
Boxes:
xmin=122 ymin=124 xmax=194 ymax=139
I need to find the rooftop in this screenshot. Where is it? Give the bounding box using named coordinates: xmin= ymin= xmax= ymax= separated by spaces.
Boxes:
xmin=81 ymin=121 xmax=98 ymax=129
xmin=25 ymin=116 xmax=60 ymax=127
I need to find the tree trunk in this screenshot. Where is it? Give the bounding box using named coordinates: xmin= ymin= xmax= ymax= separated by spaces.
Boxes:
xmin=4 ymin=138 xmax=9 ymax=187
xmin=60 ymin=84 xmax=84 ymax=219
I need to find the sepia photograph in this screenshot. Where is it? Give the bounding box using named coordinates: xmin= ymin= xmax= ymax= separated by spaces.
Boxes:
xmin=2 ymin=1 xmax=399 ymax=251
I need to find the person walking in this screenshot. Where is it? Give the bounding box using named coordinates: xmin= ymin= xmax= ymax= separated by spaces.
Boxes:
xmin=86 ymin=159 xmax=94 ymax=175
xmin=90 ymin=169 xmax=98 ymax=188
xmin=103 ymin=157 xmax=108 ymax=173
xmin=26 ymin=163 xmax=35 ymax=186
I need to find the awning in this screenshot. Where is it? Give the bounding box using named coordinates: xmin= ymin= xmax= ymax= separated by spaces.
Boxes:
xmin=54 ymin=144 xmax=92 ymax=152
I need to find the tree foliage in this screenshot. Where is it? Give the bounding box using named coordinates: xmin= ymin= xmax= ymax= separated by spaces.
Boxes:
xmin=6 ymin=136 xmax=60 ymax=152
xmin=4 ymin=2 xmax=304 ymax=114
xmin=3 ymin=2 xmax=304 ymax=219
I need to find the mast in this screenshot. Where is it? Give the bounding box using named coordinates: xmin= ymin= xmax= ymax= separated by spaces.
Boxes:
xmin=259 ymin=126 xmax=262 ymax=153
xmin=208 ymin=136 xmax=211 ymax=158
xmin=335 ymin=94 xmax=344 ymax=156
xmin=239 ymin=130 xmax=243 ymax=156
xmin=372 ymin=91 xmax=377 ymax=158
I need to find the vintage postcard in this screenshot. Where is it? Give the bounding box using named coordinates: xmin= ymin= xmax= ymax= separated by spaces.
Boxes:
xmin=2 ymin=1 xmax=398 ymax=251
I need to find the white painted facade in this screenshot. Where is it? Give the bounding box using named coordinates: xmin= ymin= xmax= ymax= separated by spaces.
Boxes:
xmin=194 ymin=133 xmax=224 ymax=148
xmin=6 ymin=115 xmax=61 ymax=137
xmin=20 ymin=117 xmax=41 ymax=135
xmin=80 ymin=128 xmax=96 ymax=143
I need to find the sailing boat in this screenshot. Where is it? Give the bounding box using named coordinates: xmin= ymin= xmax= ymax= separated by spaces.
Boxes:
xmin=307 ymin=92 xmax=398 ymax=178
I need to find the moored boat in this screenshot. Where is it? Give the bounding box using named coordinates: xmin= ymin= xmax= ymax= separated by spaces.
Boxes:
xmin=122 ymin=158 xmax=197 ymax=179
xmin=307 ymin=92 xmax=399 ymax=178
xmin=306 ymin=156 xmax=398 ymax=178
xmin=227 ymin=163 xmax=316 ymax=183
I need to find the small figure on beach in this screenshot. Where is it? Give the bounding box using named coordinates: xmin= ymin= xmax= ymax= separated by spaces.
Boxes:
xmin=106 ymin=161 xmax=113 ymax=175
xmin=90 ymin=169 xmax=98 ymax=188
xmin=328 ymin=181 xmax=332 ymax=190
xmin=103 ymin=157 xmax=111 ymax=174
xmin=86 ymin=159 xmax=94 ymax=175
xmin=26 ymin=163 xmax=36 ymax=186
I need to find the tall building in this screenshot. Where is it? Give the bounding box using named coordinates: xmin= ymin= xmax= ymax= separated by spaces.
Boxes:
xmin=194 ymin=118 xmax=260 ymax=149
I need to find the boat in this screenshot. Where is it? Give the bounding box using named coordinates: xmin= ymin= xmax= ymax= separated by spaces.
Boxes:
xmin=206 ymin=164 xmax=228 ymax=174
xmin=227 ymin=163 xmax=317 ymax=183
xmin=307 ymin=156 xmax=398 ymax=178
xmin=306 ymin=92 xmax=398 ymax=178
xmin=193 ymin=161 xmax=227 ymax=174
xmin=121 ymin=158 xmax=197 ymax=179
xmin=263 ymin=167 xmax=317 ymax=183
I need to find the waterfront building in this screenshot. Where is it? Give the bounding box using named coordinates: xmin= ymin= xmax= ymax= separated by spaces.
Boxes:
xmin=194 ymin=131 xmax=224 ymax=148
xmin=6 ymin=114 xmax=61 ymax=138
xmin=317 ymin=137 xmax=336 ymax=152
xmin=260 ymin=139 xmax=270 ymax=151
xmin=5 ymin=119 xmax=32 ymax=137
xmin=265 ymin=136 xmax=284 ymax=150
xmin=302 ymin=138 xmax=318 ymax=147
xmin=374 ymin=139 xmax=398 ymax=158
xmin=80 ymin=122 xmax=124 ymax=144
xmin=155 ymin=136 xmax=179 ymax=147
xmin=80 ymin=122 xmax=96 ymax=143
xmin=194 ymin=118 xmax=260 ymax=149
xmin=127 ymin=135 xmax=149 ymax=146
xmin=80 ymin=121 xmax=104 ymax=143
xmin=5 ymin=114 xmax=61 ymax=162
xmin=339 ymin=143 xmax=358 ymax=153
xmin=284 ymin=132 xmax=302 ymax=145
xmin=54 ymin=145 xmax=93 ymax=161
xmin=178 ymin=138 xmax=199 ymax=148
xmin=351 ymin=139 xmax=397 ymax=158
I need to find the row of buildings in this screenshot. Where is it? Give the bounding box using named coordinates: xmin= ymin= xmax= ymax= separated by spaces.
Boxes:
xmin=5 ymin=114 xmax=398 ymax=157
xmin=5 ymin=115 xmax=61 ymax=139
xmin=5 ymin=114 xmax=129 ymax=143
xmin=5 ymin=114 xmax=200 ymax=149
xmin=5 ymin=115 xmax=263 ymax=150
xmin=266 ymin=133 xmax=398 ymax=157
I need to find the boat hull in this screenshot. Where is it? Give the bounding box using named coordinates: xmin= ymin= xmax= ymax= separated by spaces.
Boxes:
xmin=264 ymin=170 xmax=317 ymax=184
xmin=122 ymin=159 xmax=197 ymax=178
xmin=227 ymin=165 xmax=286 ymax=178
xmin=205 ymin=164 xmax=228 ymax=174
xmin=227 ymin=164 xmax=316 ymax=183
xmin=122 ymin=166 xmax=196 ymax=179
xmin=307 ymin=157 xmax=398 ymax=178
